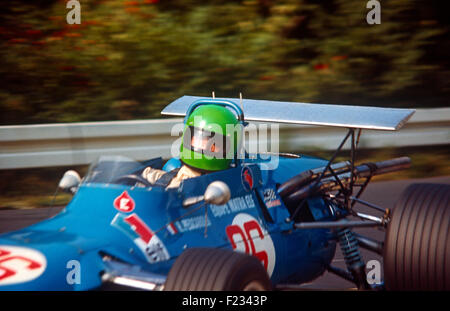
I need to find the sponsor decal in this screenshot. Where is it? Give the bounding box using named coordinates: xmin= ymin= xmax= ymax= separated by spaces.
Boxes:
xmin=241 ymin=166 xmax=254 ymax=191
xmin=262 ymin=188 xmax=281 ymax=208
xmin=209 ymin=194 xmax=256 ymax=218
xmin=0 ymin=246 xmax=47 ymax=286
xmin=111 ymin=213 xmax=169 ymax=263
xmin=113 ymin=191 xmax=135 ymax=213
xmin=174 ymin=215 xmax=211 ymax=233
xmin=225 ymin=213 xmax=276 ymax=277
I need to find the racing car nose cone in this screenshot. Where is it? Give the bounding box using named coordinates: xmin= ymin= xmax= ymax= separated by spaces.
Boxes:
xmin=204 ymin=181 xmax=231 ymax=206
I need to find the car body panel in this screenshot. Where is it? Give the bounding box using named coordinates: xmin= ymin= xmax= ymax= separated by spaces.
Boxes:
xmin=0 ymin=154 xmax=337 ymax=290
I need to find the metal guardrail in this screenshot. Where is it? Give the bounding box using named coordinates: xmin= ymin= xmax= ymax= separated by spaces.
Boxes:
xmin=0 ymin=108 xmax=449 ymax=169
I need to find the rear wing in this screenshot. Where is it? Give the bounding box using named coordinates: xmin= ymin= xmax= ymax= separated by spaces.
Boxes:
xmin=162 ymin=95 xmax=415 ymax=131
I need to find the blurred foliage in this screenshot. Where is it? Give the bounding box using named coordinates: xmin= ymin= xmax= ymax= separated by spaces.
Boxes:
xmin=0 ymin=164 xmax=88 ymax=209
xmin=0 ymin=0 xmax=449 ymax=125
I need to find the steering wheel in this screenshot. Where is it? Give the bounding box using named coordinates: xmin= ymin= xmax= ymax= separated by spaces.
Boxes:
xmin=112 ymin=174 xmax=153 ymax=187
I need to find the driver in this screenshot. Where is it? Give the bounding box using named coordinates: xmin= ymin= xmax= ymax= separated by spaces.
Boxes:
xmin=142 ymin=104 xmax=241 ymax=188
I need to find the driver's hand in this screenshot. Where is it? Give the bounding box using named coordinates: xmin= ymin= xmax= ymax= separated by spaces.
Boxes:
xmin=142 ymin=167 xmax=167 ymax=184
xmin=167 ymin=165 xmax=201 ymax=188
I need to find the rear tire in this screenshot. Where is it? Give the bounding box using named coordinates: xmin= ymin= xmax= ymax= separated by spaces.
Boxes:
xmin=384 ymin=183 xmax=450 ymax=290
xmin=164 ymin=248 xmax=272 ymax=291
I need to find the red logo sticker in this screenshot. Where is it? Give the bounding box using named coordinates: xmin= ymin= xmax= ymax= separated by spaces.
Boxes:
xmin=241 ymin=166 xmax=253 ymax=191
xmin=113 ymin=191 xmax=135 ymax=213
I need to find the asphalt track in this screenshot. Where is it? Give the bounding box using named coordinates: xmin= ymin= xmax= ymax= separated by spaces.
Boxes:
xmin=0 ymin=175 xmax=449 ymax=290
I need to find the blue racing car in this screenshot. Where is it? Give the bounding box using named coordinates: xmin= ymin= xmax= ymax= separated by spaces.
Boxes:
xmin=0 ymin=96 xmax=448 ymax=291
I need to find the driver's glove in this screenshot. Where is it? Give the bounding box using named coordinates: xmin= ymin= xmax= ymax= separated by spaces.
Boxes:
xmin=142 ymin=167 xmax=167 ymax=184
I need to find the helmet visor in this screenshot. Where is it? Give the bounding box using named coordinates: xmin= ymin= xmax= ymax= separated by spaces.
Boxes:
xmin=183 ymin=126 xmax=231 ymax=158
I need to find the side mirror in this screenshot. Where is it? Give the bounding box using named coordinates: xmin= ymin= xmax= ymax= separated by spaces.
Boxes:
xmin=58 ymin=170 xmax=81 ymax=194
xmin=204 ymin=181 xmax=231 ymax=205
xmin=183 ymin=181 xmax=231 ymax=207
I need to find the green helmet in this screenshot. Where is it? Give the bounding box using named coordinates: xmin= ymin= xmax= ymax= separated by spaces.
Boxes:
xmin=180 ymin=104 xmax=242 ymax=171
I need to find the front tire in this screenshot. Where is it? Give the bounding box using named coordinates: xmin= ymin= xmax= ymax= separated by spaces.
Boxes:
xmin=384 ymin=183 xmax=450 ymax=290
xmin=164 ymin=248 xmax=272 ymax=291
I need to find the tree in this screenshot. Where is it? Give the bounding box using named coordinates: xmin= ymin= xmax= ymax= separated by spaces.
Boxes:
xmin=0 ymin=0 xmax=448 ymax=125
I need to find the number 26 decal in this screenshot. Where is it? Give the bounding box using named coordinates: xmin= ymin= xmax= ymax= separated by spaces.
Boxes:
xmin=226 ymin=213 xmax=276 ymax=277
